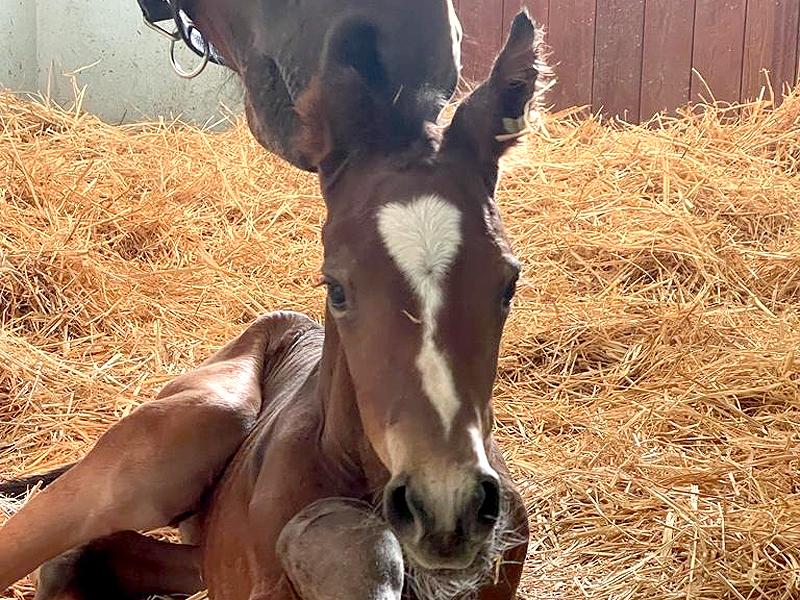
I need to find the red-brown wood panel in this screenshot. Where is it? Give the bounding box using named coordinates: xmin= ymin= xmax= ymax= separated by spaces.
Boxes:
xmin=640 ymin=0 xmax=696 ymax=119
xmin=741 ymin=0 xmax=800 ymax=101
xmin=457 ymin=0 xmax=800 ymax=121
xmin=546 ymin=0 xmax=597 ymax=112
xmin=458 ymin=0 xmax=505 ymax=82
xmin=797 ymin=4 xmax=800 ymax=84
xmin=691 ymin=0 xmax=748 ymax=104
xmin=502 ymin=1 xmax=549 ymax=39
xmin=592 ymin=0 xmax=646 ymax=121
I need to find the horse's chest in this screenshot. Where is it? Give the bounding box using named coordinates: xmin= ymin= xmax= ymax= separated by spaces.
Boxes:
xmin=198 ymin=383 xmax=345 ymax=599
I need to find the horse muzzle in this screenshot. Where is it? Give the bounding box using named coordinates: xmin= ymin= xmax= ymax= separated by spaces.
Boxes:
xmin=382 ymin=468 xmax=501 ymax=570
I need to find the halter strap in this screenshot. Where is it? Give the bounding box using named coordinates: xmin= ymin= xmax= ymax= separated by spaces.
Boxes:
xmin=136 ymin=0 xmax=226 ymax=68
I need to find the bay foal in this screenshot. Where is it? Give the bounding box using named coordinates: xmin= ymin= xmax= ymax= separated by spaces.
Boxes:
xmin=0 ymin=11 xmax=543 ymax=600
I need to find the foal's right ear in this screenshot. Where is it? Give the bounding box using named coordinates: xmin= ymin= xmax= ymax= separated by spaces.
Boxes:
xmin=293 ymin=18 xmax=394 ymax=172
xmin=441 ymin=11 xmax=544 ymax=185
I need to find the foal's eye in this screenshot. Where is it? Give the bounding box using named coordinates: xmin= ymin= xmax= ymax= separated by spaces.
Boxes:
xmin=326 ymin=280 xmax=347 ymax=311
xmin=502 ymin=276 xmax=518 ymax=310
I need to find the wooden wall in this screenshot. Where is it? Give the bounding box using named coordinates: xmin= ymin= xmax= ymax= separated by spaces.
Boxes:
xmin=455 ymin=0 xmax=800 ymax=121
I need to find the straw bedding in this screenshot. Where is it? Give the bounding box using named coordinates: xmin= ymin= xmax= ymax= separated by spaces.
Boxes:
xmin=1 ymin=87 xmax=799 ymax=600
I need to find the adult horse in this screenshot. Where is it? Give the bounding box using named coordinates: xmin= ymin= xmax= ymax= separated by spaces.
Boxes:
xmin=152 ymin=0 xmax=465 ymax=171
xmin=0 ymin=3 xmax=544 ymax=599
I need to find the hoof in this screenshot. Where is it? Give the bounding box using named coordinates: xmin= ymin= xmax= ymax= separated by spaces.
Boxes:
xmin=277 ymin=498 xmax=404 ymax=600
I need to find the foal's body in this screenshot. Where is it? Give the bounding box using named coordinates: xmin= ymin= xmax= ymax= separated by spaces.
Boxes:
xmin=1 ymin=311 xmax=526 ymax=600
xmin=1 ymin=3 xmax=544 ymax=597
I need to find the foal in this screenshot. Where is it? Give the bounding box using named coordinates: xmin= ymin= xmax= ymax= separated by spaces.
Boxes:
xmin=0 ymin=11 xmax=543 ymax=600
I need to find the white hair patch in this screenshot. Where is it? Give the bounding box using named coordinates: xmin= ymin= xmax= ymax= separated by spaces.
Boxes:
xmin=377 ymin=194 xmax=463 ymax=434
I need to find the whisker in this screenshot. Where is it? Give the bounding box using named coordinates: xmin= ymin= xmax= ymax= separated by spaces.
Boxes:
xmin=404 ymin=486 xmax=525 ymax=600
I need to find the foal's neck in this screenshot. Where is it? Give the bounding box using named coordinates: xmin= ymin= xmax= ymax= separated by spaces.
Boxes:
xmin=315 ymin=312 xmax=388 ymax=495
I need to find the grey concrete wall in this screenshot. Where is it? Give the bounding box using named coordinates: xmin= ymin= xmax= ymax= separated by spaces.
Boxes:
xmin=0 ymin=0 xmax=242 ymax=125
xmin=1 ymin=1 xmax=37 ymax=91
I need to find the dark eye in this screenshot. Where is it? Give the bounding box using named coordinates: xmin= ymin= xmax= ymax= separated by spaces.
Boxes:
xmin=326 ymin=280 xmax=347 ymax=311
xmin=502 ymin=276 xmax=518 ymax=310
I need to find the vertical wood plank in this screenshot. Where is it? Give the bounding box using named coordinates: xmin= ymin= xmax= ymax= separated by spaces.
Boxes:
xmin=592 ymin=0 xmax=646 ymax=121
xmin=546 ymin=0 xmax=597 ymax=111
xmin=741 ymin=0 xmax=800 ymax=101
xmin=792 ymin=1 xmax=800 ymax=85
xmin=797 ymin=1 xmax=800 ymax=83
xmin=640 ymin=0 xmax=696 ymax=119
xmin=691 ymin=0 xmax=747 ymax=104
xmin=503 ymin=1 xmax=550 ymax=39
xmin=459 ymin=0 xmax=505 ymax=82
xmin=458 ymin=0 xmax=797 ymax=117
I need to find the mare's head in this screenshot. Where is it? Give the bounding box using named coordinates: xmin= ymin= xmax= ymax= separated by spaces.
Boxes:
xmin=294 ymin=13 xmax=542 ymax=572
xmin=186 ymin=0 xmax=462 ymax=170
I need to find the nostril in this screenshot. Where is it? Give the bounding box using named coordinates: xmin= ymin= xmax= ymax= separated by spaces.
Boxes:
xmin=388 ymin=484 xmax=414 ymax=525
xmin=384 ymin=479 xmax=428 ymax=537
xmin=477 ymin=477 xmax=501 ymax=524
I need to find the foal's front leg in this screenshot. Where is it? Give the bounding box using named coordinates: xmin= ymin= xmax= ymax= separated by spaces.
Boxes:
xmin=277 ymin=498 xmax=404 ymax=600
xmin=0 ymin=312 xmax=319 ymax=592
xmin=0 ymin=390 xmax=253 ymax=592
xmin=275 ymin=493 xmax=528 ymax=600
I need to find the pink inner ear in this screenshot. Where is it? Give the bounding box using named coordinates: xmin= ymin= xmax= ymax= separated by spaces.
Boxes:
xmin=438 ymin=11 xmax=544 ymax=171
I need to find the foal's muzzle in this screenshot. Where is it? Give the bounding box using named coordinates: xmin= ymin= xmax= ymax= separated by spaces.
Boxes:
xmin=382 ymin=469 xmax=501 ymax=570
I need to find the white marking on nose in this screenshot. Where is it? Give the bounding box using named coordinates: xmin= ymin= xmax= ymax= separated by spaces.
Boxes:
xmin=437 ymin=426 xmax=497 ymax=527
xmin=377 ymin=195 xmax=462 ymax=434
xmin=468 ymin=426 xmax=496 ymax=479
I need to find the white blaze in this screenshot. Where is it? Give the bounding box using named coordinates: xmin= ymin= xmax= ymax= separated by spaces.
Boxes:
xmin=377 ymin=195 xmax=463 ymax=434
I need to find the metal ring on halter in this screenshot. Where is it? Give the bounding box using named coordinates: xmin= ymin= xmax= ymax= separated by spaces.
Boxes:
xmin=169 ymin=28 xmax=210 ymax=79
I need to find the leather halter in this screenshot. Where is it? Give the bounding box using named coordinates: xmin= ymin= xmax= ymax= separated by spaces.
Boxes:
xmin=136 ymin=0 xmax=226 ymax=78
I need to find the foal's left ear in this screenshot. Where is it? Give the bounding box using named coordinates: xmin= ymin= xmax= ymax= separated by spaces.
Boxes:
xmin=293 ymin=18 xmax=404 ymax=173
xmin=441 ymin=11 xmax=543 ymax=181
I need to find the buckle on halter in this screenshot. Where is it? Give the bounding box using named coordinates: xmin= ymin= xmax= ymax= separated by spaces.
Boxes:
xmin=143 ymin=16 xmax=181 ymax=42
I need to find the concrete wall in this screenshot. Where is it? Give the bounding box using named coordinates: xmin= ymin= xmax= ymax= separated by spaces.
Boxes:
xmin=0 ymin=1 xmax=37 ymax=91
xmin=0 ymin=0 xmax=242 ymax=125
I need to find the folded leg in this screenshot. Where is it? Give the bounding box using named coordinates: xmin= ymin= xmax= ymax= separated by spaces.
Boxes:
xmin=33 ymin=531 xmax=202 ymax=600
xmin=0 ymin=391 xmax=249 ymax=592
xmin=0 ymin=311 xmax=321 ymax=592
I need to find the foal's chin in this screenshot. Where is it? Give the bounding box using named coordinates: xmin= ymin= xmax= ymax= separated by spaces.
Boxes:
xmin=399 ymin=520 xmax=497 ymax=575
xmin=403 ymin=540 xmax=484 ymax=572
xmin=400 ymin=496 xmax=526 ymax=600
xmin=403 ymin=536 xmax=499 ymax=600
